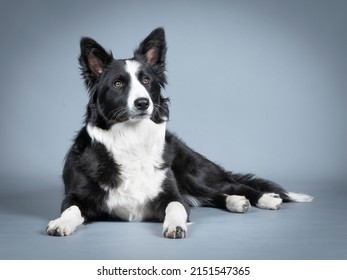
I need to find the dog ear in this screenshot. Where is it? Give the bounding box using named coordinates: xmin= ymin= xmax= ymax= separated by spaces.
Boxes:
xmin=79 ymin=37 xmax=113 ymax=88
xmin=134 ymin=28 xmax=167 ymax=86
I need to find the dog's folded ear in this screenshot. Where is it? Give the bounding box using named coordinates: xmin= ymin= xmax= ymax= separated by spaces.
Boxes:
xmin=79 ymin=37 xmax=113 ymax=89
xmin=134 ymin=27 xmax=167 ymax=86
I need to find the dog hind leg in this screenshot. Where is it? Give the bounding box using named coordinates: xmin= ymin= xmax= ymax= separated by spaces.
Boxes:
xmin=208 ymin=184 xmax=283 ymax=211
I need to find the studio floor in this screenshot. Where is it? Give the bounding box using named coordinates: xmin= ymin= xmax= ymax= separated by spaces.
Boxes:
xmin=0 ymin=178 xmax=346 ymax=260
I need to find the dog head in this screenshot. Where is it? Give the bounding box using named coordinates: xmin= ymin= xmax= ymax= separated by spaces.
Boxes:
xmin=79 ymin=28 xmax=169 ymax=129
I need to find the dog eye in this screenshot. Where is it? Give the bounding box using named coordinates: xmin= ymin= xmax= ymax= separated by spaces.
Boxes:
xmin=142 ymin=77 xmax=150 ymax=84
xmin=113 ymin=81 xmax=124 ymax=88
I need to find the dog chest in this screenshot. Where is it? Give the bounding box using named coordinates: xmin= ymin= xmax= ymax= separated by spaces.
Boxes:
xmin=87 ymin=120 xmax=167 ymax=221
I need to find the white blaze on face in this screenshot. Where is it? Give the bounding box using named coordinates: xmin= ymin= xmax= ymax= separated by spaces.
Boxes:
xmin=125 ymin=60 xmax=153 ymax=116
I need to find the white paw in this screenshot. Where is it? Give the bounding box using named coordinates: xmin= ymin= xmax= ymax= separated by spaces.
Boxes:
xmin=47 ymin=217 xmax=78 ymax=236
xmin=163 ymin=202 xmax=188 ymax=239
xmin=226 ymin=195 xmax=251 ymax=213
xmin=163 ymin=224 xmax=187 ymax=239
xmin=46 ymin=205 xmax=84 ymax=236
xmin=257 ymin=193 xmax=283 ymax=210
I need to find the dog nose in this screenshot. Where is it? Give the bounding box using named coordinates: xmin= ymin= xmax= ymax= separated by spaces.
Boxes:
xmin=134 ymin=97 xmax=149 ymax=111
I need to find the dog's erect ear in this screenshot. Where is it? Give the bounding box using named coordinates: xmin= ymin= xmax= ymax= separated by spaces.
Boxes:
xmin=79 ymin=37 xmax=113 ymax=88
xmin=134 ymin=28 xmax=167 ymax=86
xmin=135 ymin=27 xmax=166 ymax=66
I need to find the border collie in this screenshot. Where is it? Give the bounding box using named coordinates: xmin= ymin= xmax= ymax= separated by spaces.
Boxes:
xmin=47 ymin=28 xmax=313 ymax=239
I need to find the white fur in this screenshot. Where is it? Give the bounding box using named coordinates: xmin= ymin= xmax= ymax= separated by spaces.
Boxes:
xmin=184 ymin=194 xmax=202 ymax=207
xmin=226 ymin=195 xmax=251 ymax=213
xmin=85 ymin=61 xmax=167 ymax=222
xmin=287 ymin=192 xmax=314 ymax=202
xmin=163 ymin=202 xmax=188 ymax=238
xmin=87 ymin=119 xmax=167 ymax=221
xmin=125 ymin=60 xmax=154 ymax=116
xmin=46 ymin=205 xmax=84 ymax=236
xmin=257 ymin=193 xmax=283 ymax=210
xmin=184 ymin=194 xmax=214 ymax=207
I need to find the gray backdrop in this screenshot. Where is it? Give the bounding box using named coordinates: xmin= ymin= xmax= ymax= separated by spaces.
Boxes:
xmin=0 ymin=0 xmax=347 ymax=260
xmin=1 ymin=0 xmax=346 ymax=185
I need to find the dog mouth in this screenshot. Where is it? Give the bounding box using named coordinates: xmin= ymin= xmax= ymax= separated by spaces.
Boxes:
xmin=129 ymin=112 xmax=151 ymax=120
xmin=107 ymin=106 xmax=154 ymax=123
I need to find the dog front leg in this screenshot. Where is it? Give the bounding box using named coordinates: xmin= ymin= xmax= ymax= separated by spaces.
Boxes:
xmin=46 ymin=205 xmax=84 ymax=236
xmin=162 ymin=201 xmax=188 ymax=239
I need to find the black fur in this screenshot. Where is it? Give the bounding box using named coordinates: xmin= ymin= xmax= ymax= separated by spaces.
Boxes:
xmin=48 ymin=28 xmax=310 ymax=238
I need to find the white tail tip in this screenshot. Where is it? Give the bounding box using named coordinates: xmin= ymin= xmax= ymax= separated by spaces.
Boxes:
xmin=287 ymin=192 xmax=314 ymax=202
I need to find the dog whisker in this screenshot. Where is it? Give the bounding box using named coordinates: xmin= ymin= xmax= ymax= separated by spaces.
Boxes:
xmin=108 ymin=107 xmax=129 ymax=121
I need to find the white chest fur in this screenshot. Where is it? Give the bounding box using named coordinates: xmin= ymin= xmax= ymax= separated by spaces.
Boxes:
xmin=87 ymin=119 xmax=167 ymax=221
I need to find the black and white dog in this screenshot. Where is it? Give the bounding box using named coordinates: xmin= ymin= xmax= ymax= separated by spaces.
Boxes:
xmin=47 ymin=28 xmax=313 ymax=239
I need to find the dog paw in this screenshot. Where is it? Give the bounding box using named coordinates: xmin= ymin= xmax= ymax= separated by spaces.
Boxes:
xmin=46 ymin=218 xmax=77 ymax=236
xmin=163 ymin=225 xmax=187 ymax=239
xmin=226 ymin=195 xmax=251 ymax=213
xmin=162 ymin=202 xmax=188 ymax=239
xmin=256 ymin=193 xmax=283 ymax=210
xmin=46 ymin=206 xmax=84 ymax=236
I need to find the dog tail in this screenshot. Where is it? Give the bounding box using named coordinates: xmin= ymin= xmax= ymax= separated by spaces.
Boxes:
xmin=282 ymin=192 xmax=313 ymax=203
